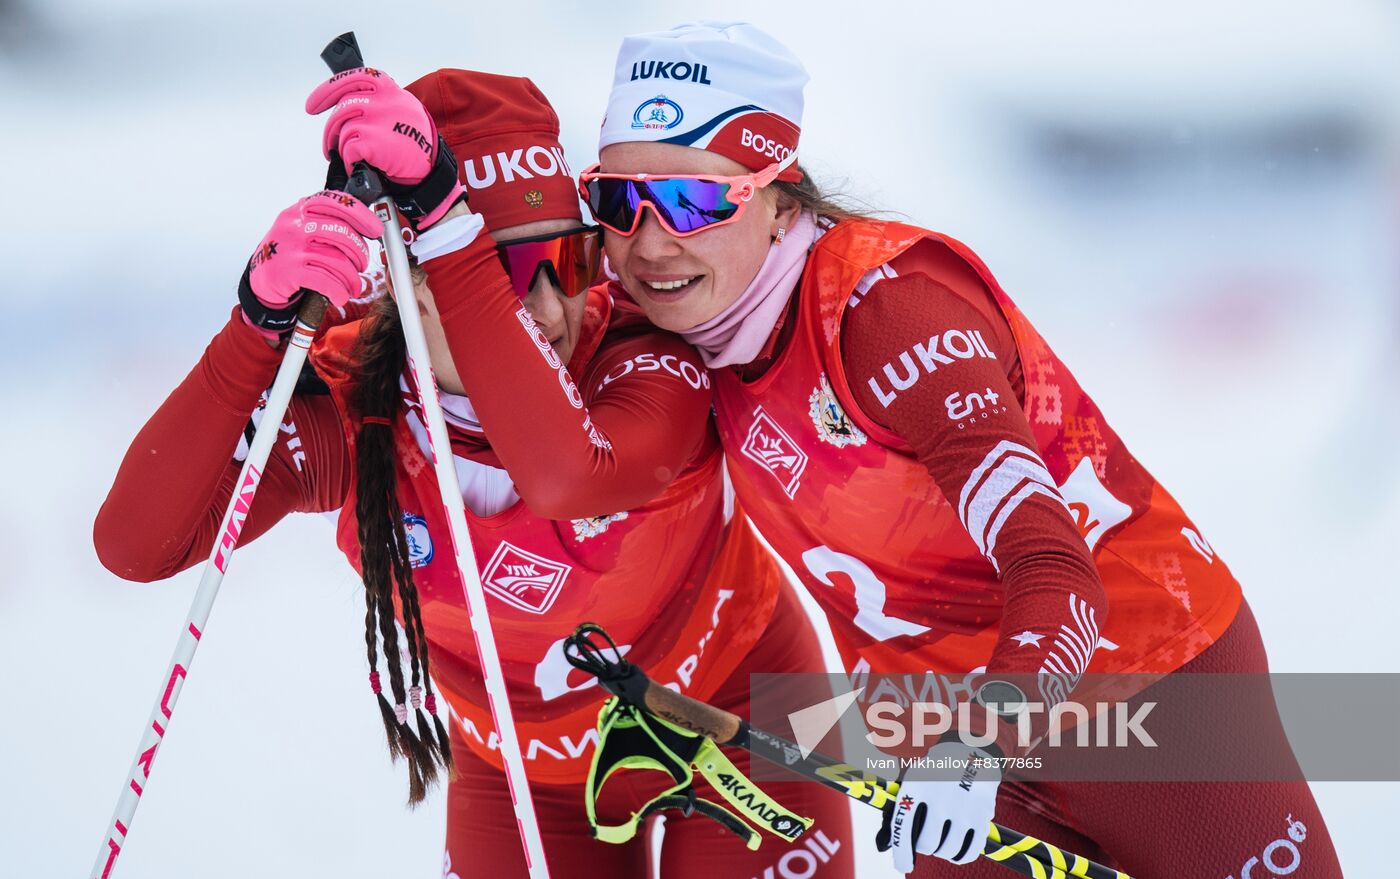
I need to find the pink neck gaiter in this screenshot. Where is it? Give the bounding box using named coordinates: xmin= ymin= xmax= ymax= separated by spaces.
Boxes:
xmin=680 ymin=212 xmax=818 ymax=368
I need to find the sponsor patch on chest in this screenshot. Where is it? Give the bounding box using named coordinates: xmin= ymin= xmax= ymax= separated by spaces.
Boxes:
xmin=401 ymin=513 xmax=434 ymax=568
xmin=571 ymin=511 xmax=629 ymax=542
xmin=740 ymin=406 xmax=808 ymax=498
xmin=809 ymin=373 xmax=867 ymax=448
xmin=481 ymin=541 xmax=571 ymax=614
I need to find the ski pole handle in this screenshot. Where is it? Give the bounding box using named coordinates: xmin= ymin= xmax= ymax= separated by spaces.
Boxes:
xmin=320 ymin=30 xmax=363 ymax=72
xmin=562 ymin=625 xmax=1132 ymax=879
xmin=563 ymin=622 xmax=746 ymax=744
xmin=318 ymin=31 xmax=385 ymax=207
xmin=296 ymin=288 xmax=329 ymax=327
xmin=641 ymin=680 xmax=745 ymax=743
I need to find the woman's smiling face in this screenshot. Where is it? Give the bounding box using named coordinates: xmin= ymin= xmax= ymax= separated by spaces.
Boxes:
xmin=597 ymin=142 xmax=797 ymax=333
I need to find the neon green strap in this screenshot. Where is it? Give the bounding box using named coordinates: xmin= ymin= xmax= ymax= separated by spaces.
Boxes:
xmin=584 ymin=698 xmax=811 ymax=850
xmin=693 ymin=738 xmax=812 ymax=841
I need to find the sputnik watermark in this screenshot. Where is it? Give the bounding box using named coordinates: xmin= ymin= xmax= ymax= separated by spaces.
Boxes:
xmin=757 ymin=672 xmax=1400 ymax=783
xmin=863 ymin=700 xmax=1157 ymax=750
xmin=869 ymin=753 xmax=989 ymax=771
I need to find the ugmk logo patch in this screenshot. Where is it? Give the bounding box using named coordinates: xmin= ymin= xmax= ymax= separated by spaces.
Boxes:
xmin=740 ymin=407 xmax=808 ymax=498
xmin=481 ymin=541 xmax=571 ymax=615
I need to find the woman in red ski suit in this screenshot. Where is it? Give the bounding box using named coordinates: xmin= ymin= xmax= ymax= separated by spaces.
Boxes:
xmin=582 ymin=21 xmax=1345 ymax=878
xmin=95 ymin=66 xmax=852 ymax=879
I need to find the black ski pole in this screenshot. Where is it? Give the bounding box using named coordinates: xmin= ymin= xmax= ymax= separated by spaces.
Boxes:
xmin=564 ymin=623 xmax=1132 ymax=879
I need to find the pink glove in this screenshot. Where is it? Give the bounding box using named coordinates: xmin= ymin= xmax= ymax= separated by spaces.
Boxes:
xmin=305 ymin=68 xmax=467 ymax=229
xmin=239 ymin=190 xmax=382 ymax=340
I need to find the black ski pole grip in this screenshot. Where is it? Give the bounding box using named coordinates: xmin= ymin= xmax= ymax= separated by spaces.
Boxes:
xmin=270 ymin=29 xmax=383 ymax=333
xmin=318 ymin=31 xmax=384 ymax=205
xmin=321 ymin=31 xmax=364 ymax=73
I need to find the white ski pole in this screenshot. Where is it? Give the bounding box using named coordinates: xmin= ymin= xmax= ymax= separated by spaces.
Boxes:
xmin=91 ymin=293 xmax=331 ymax=879
xmin=320 ymin=31 xmax=552 ymax=879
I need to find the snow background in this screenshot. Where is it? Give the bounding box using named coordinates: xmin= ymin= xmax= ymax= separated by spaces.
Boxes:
xmin=1 ymin=0 xmax=1396 ymax=876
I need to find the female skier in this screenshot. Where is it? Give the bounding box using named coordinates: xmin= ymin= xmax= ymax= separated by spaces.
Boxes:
xmin=95 ymin=66 xmax=852 ymax=878
xmin=583 ymin=21 xmax=1344 ymax=878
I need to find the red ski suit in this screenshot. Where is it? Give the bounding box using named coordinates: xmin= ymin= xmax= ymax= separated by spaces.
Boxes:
xmin=699 ymin=218 xmax=1342 ymax=877
xmin=96 ymin=231 xmax=853 ymax=878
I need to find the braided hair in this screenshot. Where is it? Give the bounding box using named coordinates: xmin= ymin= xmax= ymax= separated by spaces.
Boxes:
xmin=350 ymin=297 xmax=454 ymax=804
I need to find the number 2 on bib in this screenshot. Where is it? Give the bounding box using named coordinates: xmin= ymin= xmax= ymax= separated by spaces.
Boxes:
xmin=801 ymin=546 xmax=930 ymax=641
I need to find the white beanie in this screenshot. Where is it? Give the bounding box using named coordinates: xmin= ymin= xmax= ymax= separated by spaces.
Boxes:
xmin=599 ymin=21 xmax=808 ymax=180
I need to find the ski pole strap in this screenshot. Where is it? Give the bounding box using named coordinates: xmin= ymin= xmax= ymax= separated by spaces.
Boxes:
xmin=585 ymin=697 xmax=812 ymax=851
xmin=692 ymin=734 xmax=811 ymax=843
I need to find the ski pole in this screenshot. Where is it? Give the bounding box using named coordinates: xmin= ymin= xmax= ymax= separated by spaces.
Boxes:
xmin=89 ymin=42 xmax=398 ymax=874
xmin=91 ymin=293 xmax=335 ymax=879
xmin=564 ymin=624 xmax=1133 ymax=879
xmin=320 ymin=31 xmax=552 ymax=879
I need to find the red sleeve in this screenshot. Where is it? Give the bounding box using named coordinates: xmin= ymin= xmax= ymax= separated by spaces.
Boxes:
xmin=840 ymin=243 xmax=1107 ymax=694
xmin=421 ymin=239 xmax=713 ymax=520
xmin=94 ymin=308 xmax=351 ymax=582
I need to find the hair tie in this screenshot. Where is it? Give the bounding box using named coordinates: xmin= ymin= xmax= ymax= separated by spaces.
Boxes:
xmin=362 ymin=415 xmax=394 ymax=428
xmin=425 ymin=693 xmax=438 ymax=714
xmin=409 ymin=686 xmax=423 ymax=709
xmin=369 ymin=671 xmax=382 ymax=694
xmin=394 ymin=702 xmax=409 ymax=725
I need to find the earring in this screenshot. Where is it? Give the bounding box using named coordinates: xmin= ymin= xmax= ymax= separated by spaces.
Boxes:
xmin=775 ymin=227 xmax=787 ymax=243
